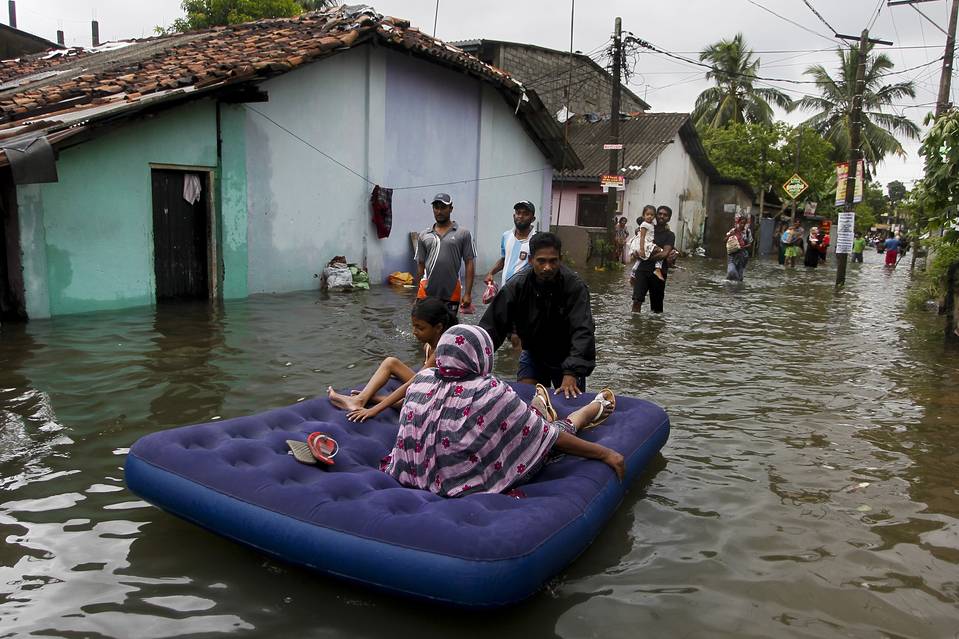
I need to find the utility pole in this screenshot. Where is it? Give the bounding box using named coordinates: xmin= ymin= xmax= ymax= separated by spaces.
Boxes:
xmin=605 ymin=17 xmax=622 ymax=239
xmin=836 ymin=29 xmax=871 ymax=289
xmin=888 ymin=0 xmax=958 ymax=116
xmin=937 ymin=0 xmax=958 ymax=114
xmin=790 ymin=127 xmax=803 ymax=223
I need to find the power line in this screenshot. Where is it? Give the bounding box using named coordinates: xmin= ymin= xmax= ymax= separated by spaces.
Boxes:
xmin=244 ymin=105 xmax=551 ymax=190
xmin=628 ymin=37 xmax=820 ymax=84
xmin=801 ymin=0 xmax=840 ymax=36
xmin=867 ymin=0 xmax=885 ymax=31
xmin=745 ymin=0 xmax=836 ymax=45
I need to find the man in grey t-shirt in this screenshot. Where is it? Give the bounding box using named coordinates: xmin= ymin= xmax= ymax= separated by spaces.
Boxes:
xmin=415 ymin=193 xmax=476 ymax=313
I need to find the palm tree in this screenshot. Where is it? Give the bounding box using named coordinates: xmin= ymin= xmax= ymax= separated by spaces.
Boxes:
xmin=794 ymin=42 xmax=919 ymax=168
xmin=692 ymin=33 xmax=792 ymax=129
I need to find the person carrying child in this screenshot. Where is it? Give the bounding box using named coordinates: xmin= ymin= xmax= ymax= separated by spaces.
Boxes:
xmin=327 ymin=298 xmax=456 ymax=423
xmin=380 ymin=324 xmax=624 ymax=497
xmin=632 ymin=206 xmax=664 ymax=281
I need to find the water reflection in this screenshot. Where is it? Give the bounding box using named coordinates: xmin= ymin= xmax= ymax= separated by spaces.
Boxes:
xmin=0 ymin=253 xmax=957 ymax=637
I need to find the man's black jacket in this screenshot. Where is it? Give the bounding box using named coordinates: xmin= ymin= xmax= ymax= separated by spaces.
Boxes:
xmin=479 ymin=264 xmax=596 ymax=378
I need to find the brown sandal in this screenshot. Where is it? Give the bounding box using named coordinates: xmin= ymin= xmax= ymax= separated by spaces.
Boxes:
xmin=534 ymin=384 xmax=558 ymax=422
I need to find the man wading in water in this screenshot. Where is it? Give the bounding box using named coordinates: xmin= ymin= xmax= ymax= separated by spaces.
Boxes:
xmin=479 ymin=233 xmax=595 ymax=398
xmin=415 ymin=193 xmax=476 ymax=314
xmin=632 ymin=206 xmax=677 ymax=313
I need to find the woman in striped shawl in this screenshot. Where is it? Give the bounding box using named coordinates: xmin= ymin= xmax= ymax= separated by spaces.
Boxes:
xmin=381 ymin=324 xmax=624 ymax=497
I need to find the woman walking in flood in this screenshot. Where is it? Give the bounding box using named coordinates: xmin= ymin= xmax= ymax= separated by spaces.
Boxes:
xmin=804 ymin=226 xmax=821 ymax=268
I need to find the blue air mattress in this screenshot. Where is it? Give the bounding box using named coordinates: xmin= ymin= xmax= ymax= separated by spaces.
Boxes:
xmin=124 ymin=384 xmax=669 ymax=608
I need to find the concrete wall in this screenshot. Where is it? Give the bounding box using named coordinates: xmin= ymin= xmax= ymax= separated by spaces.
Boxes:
xmin=246 ymin=46 xmax=552 ymax=288
xmin=623 ymin=135 xmax=708 ymax=252
xmin=244 ymin=48 xmax=371 ymax=294
xmin=487 ymin=43 xmax=647 ymax=116
xmin=20 ymin=100 xmax=219 ymax=318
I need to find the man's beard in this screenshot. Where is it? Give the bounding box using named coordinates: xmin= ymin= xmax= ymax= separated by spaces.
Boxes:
xmin=515 ymin=220 xmax=532 ymax=231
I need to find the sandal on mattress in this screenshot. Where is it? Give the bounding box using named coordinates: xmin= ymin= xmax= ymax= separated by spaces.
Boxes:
xmin=583 ymin=389 xmax=615 ymax=430
xmin=533 ymin=384 xmax=558 ymax=422
xmin=307 ymin=432 xmax=338 ymax=465
xmin=286 ymin=440 xmax=316 ymax=464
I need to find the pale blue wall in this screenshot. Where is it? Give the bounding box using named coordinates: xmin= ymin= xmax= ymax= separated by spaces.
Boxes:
xmin=379 ymin=52 xmax=481 ymax=276
xmin=475 ymin=85 xmax=554 ymax=269
xmin=20 ymin=100 xmax=218 ymax=317
xmin=245 ymin=49 xmax=372 ymax=294
xmin=247 ymin=45 xmax=555 ymax=290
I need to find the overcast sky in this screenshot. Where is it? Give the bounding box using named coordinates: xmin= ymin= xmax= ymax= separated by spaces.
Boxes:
xmin=10 ymin=0 xmax=955 ymax=189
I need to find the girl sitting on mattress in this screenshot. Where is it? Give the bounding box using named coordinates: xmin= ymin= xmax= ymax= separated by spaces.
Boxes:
xmin=381 ymin=324 xmax=624 ymax=497
xmin=327 ymin=297 xmax=455 ymax=423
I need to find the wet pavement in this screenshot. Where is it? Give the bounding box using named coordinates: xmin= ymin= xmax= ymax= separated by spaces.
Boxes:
xmin=1 ymin=251 xmax=957 ymax=638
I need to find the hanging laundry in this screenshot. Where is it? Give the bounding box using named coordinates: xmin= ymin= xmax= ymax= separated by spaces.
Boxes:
xmin=182 ymin=174 xmax=202 ymax=205
xmin=370 ymin=184 xmax=393 ymax=239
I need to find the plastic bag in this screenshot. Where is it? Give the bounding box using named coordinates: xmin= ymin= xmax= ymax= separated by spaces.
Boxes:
xmin=388 ymin=271 xmax=414 ymax=286
xmin=322 ymin=263 xmax=353 ymax=290
xmin=481 ymin=280 xmax=498 ymax=304
xmin=349 ymin=265 xmax=370 ymax=290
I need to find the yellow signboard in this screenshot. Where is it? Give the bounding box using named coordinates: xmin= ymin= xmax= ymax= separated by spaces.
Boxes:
xmin=782 ymin=173 xmax=809 ymax=200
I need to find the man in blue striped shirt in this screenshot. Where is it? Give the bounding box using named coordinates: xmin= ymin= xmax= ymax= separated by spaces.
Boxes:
xmin=483 ymin=200 xmax=537 ymax=288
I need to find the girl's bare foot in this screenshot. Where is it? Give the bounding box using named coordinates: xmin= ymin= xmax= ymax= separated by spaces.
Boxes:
xmin=327 ymin=386 xmax=364 ymax=411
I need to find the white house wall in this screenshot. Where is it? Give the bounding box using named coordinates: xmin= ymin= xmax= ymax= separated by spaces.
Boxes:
xmin=623 ymin=134 xmax=708 ymax=252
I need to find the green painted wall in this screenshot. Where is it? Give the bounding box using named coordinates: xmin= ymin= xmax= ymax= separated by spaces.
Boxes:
xmin=218 ymin=104 xmax=248 ymax=300
xmin=28 ymin=100 xmax=219 ymax=317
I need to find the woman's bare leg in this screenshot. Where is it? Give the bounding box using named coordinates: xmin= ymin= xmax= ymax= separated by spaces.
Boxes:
xmin=328 ymin=357 xmax=415 ymax=411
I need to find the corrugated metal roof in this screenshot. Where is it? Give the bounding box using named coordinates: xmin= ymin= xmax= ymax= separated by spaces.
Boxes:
xmin=558 ymin=113 xmax=693 ymax=180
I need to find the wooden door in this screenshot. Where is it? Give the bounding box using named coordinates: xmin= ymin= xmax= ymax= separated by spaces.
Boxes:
xmin=0 ymin=171 xmax=26 ymax=321
xmin=152 ymin=169 xmax=209 ymax=300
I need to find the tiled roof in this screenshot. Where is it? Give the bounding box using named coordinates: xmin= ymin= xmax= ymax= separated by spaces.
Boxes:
xmin=0 ymin=5 xmax=580 ymax=169
xmin=557 ymin=113 xmax=720 ymax=181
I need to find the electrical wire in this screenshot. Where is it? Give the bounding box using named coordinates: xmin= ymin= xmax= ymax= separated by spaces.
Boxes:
xmin=745 ymin=0 xmax=836 ymax=45
xmin=245 ymin=106 xmax=551 ymax=190
xmin=800 ymin=0 xmax=839 ymax=36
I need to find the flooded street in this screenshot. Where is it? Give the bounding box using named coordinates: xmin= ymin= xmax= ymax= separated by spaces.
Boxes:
xmin=1 ymin=251 xmax=957 ymax=638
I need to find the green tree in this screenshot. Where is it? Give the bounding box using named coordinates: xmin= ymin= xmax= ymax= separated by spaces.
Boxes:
xmin=916 ymin=108 xmax=959 ymax=244
xmin=700 ymin=121 xmax=834 ymax=208
xmin=794 ymin=42 xmax=920 ymax=168
xmin=169 ymin=0 xmax=334 ymax=32
xmin=692 ymin=34 xmax=793 ymax=129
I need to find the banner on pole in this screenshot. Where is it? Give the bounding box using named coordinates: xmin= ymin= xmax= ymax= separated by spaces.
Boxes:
xmin=835 ymin=160 xmax=864 ymax=206
xmin=835 ymin=212 xmax=855 ymax=254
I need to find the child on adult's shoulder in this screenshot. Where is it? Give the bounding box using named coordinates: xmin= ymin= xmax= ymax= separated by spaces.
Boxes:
xmin=327 ymin=297 xmax=456 ymax=423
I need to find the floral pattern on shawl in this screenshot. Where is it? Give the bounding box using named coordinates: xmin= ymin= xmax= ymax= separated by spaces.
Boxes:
xmin=381 ymin=325 xmax=560 ymax=497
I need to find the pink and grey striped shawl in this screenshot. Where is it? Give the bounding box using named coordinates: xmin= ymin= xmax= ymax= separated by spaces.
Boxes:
xmin=381 ymin=325 xmax=560 ymax=497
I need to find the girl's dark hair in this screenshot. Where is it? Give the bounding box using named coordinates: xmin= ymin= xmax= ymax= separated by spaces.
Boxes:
xmin=412 ymin=297 xmax=458 ymax=329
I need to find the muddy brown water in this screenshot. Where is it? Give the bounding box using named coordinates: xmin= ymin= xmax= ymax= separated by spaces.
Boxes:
xmin=1 ymin=252 xmax=957 ymax=638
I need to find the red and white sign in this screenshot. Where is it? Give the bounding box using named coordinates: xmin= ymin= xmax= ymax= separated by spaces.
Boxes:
xmin=603 ymin=143 xmax=624 ymax=150
xmin=600 ymin=175 xmax=625 ymax=191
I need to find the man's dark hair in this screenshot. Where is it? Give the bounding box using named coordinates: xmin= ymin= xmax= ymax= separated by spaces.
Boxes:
xmin=657 ymin=205 xmax=673 ymax=217
xmin=529 ymin=232 xmax=562 ymax=257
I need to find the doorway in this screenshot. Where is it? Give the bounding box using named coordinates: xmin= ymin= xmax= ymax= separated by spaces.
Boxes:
xmin=577 ymin=194 xmax=612 ymax=228
xmin=151 ymin=168 xmax=213 ymax=301
xmin=0 ymin=170 xmax=26 ymax=321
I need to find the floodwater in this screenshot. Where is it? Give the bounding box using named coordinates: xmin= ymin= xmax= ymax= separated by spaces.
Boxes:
xmin=1 ymin=252 xmax=957 ymax=638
